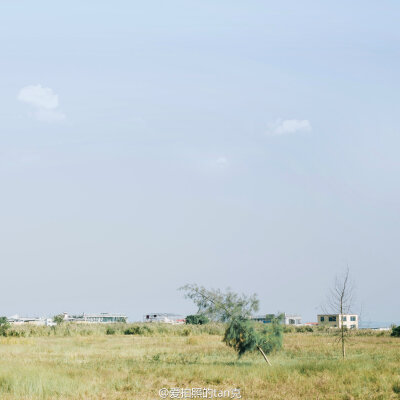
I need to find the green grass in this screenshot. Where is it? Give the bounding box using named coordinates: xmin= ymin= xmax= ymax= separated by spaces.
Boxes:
xmin=0 ymin=325 xmax=399 ymax=399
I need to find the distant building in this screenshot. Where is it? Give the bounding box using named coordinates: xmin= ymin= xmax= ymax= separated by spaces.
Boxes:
xmin=7 ymin=313 xmax=126 ymax=325
xmin=317 ymin=314 xmax=359 ymax=329
xmin=284 ymin=314 xmax=302 ymax=325
xmin=252 ymin=314 xmax=275 ymax=324
xmin=8 ymin=315 xmax=46 ymax=325
xmin=143 ymin=313 xmax=185 ymax=324
xmin=65 ymin=313 xmax=127 ymax=323
xmin=251 ymin=313 xmax=302 ymax=325
xmin=7 ymin=315 xmax=55 ymax=326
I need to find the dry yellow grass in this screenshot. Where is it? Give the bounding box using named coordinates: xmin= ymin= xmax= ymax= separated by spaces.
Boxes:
xmin=0 ymin=330 xmax=399 ymax=399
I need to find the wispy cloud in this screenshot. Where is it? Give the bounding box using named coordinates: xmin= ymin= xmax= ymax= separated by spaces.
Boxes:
xmin=267 ymin=119 xmax=312 ymax=136
xmin=215 ymin=156 xmax=229 ymax=168
xmin=18 ymin=85 xmax=65 ymax=123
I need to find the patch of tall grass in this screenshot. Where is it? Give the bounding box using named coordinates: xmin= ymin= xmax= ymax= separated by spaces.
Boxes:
xmin=2 ymin=322 xmax=226 ymax=338
xmin=0 ymin=332 xmax=399 ymax=399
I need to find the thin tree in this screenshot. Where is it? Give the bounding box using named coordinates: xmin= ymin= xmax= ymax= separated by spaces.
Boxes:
xmin=180 ymin=284 xmax=259 ymax=322
xmin=324 ymin=268 xmax=355 ymax=359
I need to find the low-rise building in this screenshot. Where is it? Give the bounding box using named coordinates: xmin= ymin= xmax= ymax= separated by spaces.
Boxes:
xmin=7 ymin=315 xmax=55 ymax=326
xmin=143 ymin=313 xmax=185 ymax=324
xmin=8 ymin=313 xmax=126 ymax=325
xmin=8 ymin=315 xmax=46 ymax=325
xmin=284 ymin=314 xmax=302 ymax=325
xmin=65 ymin=313 xmax=127 ymax=323
xmin=251 ymin=313 xmax=302 ymax=325
xmin=317 ymin=314 xmax=358 ymax=329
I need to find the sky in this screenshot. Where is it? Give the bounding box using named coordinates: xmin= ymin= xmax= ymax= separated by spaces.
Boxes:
xmin=0 ymin=1 xmax=399 ymax=323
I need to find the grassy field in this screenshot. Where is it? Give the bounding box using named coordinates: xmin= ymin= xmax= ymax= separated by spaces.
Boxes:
xmin=0 ymin=324 xmax=399 ymax=399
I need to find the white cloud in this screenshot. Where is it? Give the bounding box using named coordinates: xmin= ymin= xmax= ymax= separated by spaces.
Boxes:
xmin=18 ymin=84 xmax=65 ymax=122
xmin=18 ymin=85 xmax=58 ymax=109
xmin=267 ymin=119 xmax=312 ymax=135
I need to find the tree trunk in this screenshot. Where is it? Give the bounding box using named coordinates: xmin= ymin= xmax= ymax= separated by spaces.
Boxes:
xmin=341 ymin=324 xmax=346 ymax=359
xmin=257 ymin=345 xmax=272 ymax=366
xmin=341 ymin=300 xmax=345 ymax=359
xmin=342 ymin=333 xmax=345 ymax=359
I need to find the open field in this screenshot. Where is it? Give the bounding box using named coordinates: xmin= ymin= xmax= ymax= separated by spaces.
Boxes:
xmin=0 ymin=324 xmax=399 ymax=399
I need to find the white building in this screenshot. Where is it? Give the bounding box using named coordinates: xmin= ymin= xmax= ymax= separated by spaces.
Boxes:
xmin=7 ymin=315 xmax=50 ymax=325
xmin=284 ymin=314 xmax=302 ymax=325
xmin=63 ymin=313 xmax=127 ymax=323
xmin=8 ymin=313 xmax=126 ymax=325
xmin=143 ymin=313 xmax=185 ymax=324
xmin=251 ymin=313 xmax=302 ymax=325
xmin=317 ymin=314 xmax=359 ymax=329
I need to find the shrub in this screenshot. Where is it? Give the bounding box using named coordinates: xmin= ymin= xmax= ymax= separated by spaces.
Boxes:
xmin=0 ymin=317 xmax=10 ymax=336
xmin=391 ymin=325 xmax=400 ymax=337
xmin=124 ymin=326 xmax=141 ymax=335
xmin=392 ymin=381 xmax=400 ymax=394
xmin=181 ymin=328 xmax=191 ymax=336
xmin=224 ymin=317 xmax=283 ymax=358
xmin=224 ymin=319 xmax=260 ymax=357
xmin=106 ymin=327 xmax=116 ymax=335
xmin=185 ymin=315 xmax=209 ymax=325
xmin=283 ymin=325 xmax=295 ymax=333
xmin=7 ymin=329 xmax=24 ymax=337
xmin=124 ymin=325 xmax=152 ymax=335
xmin=53 ymin=314 xmax=65 ymax=325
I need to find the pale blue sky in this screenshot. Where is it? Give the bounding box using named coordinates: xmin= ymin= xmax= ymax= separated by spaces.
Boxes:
xmin=0 ymin=1 xmax=399 ymax=323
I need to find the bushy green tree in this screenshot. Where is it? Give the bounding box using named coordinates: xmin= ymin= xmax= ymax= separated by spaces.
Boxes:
xmin=391 ymin=325 xmax=400 ymax=337
xmin=223 ymin=315 xmax=283 ymax=363
xmin=223 ymin=318 xmax=259 ymax=356
xmin=258 ymin=314 xmax=284 ymax=353
xmin=0 ymin=316 xmax=10 ymax=336
xmin=180 ymin=284 xmax=282 ymax=365
xmin=185 ymin=314 xmax=209 ymax=325
xmin=53 ymin=314 xmax=65 ymax=325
